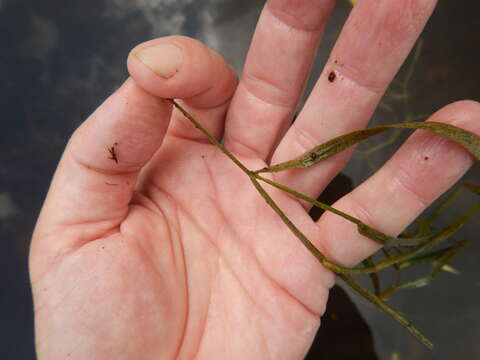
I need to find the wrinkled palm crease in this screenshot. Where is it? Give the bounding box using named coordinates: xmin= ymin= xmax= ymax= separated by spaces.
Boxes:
xmin=168 ymin=99 xmax=480 ymax=350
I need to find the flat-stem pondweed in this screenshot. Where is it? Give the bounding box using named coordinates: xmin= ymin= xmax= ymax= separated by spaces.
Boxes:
xmin=167 ymin=98 xmax=479 ymax=350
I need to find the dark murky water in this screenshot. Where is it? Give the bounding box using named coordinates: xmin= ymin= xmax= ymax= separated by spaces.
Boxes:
xmin=0 ymin=0 xmax=478 ymax=358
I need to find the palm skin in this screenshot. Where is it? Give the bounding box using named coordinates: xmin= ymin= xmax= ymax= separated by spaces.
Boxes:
xmin=29 ymin=1 xmax=479 ymax=359
xmin=32 ymin=137 xmax=333 ymax=359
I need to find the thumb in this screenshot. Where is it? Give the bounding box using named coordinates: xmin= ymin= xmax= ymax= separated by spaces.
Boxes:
xmin=33 ymin=78 xmax=172 ymax=254
xmin=31 ymin=36 xmax=234 ymax=263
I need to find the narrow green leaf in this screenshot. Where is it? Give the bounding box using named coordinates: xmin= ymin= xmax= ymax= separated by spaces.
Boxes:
xmin=397 ymin=244 xmax=464 ymax=270
xmin=256 ymin=122 xmax=480 ymax=173
xmin=396 ymin=240 xmax=468 ymax=291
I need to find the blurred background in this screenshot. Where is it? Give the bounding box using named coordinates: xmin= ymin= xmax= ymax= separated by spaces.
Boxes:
xmin=0 ymin=0 xmax=479 ymax=359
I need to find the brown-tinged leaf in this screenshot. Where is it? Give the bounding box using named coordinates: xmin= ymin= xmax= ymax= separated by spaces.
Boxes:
xmin=257 ymin=122 xmax=480 ymax=173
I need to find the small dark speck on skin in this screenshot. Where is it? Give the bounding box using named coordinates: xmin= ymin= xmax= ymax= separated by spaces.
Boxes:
xmin=424 ymin=156 xmax=429 ymax=160
xmin=105 ymin=182 xmax=118 ymax=186
xmin=328 ymin=71 xmax=336 ymax=82
xmin=101 ymin=246 xmax=105 ymax=249
xmin=108 ymin=142 xmax=119 ymax=163
xmin=201 ymin=155 xmax=205 ymax=159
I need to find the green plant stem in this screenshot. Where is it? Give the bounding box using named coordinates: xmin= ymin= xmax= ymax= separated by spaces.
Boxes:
xmin=167 ymin=99 xmax=250 ymax=174
xmin=253 ymin=173 xmax=432 ymax=249
xmin=168 ymin=97 xmax=440 ymax=349
xmin=254 ymin=172 xmax=479 ymax=273
xmin=339 ymin=274 xmax=433 ymax=349
xmin=249 ymin=172 xmax=434 ymax=348
xmin=254 ymin=174 xmax=361 ymax=225
xmin=363 ymin=257 xmax=381 ymax=296
xmin=249 ymin=177 xmax=327 ymax=263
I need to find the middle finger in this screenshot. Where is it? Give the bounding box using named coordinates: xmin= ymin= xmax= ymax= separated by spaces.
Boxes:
xmin=224 ymin=0 xmax=336 ymax=161
xmin=272 ymin=0 xmax=437 ymax=204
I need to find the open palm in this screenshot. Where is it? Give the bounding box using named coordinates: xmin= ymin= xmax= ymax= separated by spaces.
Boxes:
xmin=30 ymin=1 xmax=479 ymax=359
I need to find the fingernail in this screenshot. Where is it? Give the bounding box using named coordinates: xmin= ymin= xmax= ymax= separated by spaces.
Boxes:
xmin=135 ymin=43 xmax=183 ymax=79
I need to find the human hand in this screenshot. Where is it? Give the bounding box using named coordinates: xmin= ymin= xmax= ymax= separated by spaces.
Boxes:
xmin=30 ymin=0 xmax=479 ymax=359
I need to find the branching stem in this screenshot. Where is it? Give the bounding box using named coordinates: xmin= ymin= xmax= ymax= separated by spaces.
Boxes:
xmin=167 ymin=97 xmax=458 ymax=349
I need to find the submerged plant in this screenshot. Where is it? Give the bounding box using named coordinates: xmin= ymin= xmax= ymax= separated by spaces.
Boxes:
xmin=167 ymin=98 xmax=480 ymax=350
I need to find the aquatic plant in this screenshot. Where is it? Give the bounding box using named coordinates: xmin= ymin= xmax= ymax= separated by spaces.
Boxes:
xmin=167 ymin=97 xmax=479 ymax=350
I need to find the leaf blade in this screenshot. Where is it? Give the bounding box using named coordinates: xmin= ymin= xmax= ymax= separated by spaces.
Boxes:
xmin=257 ymin=122 xmax=480 ymax=173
